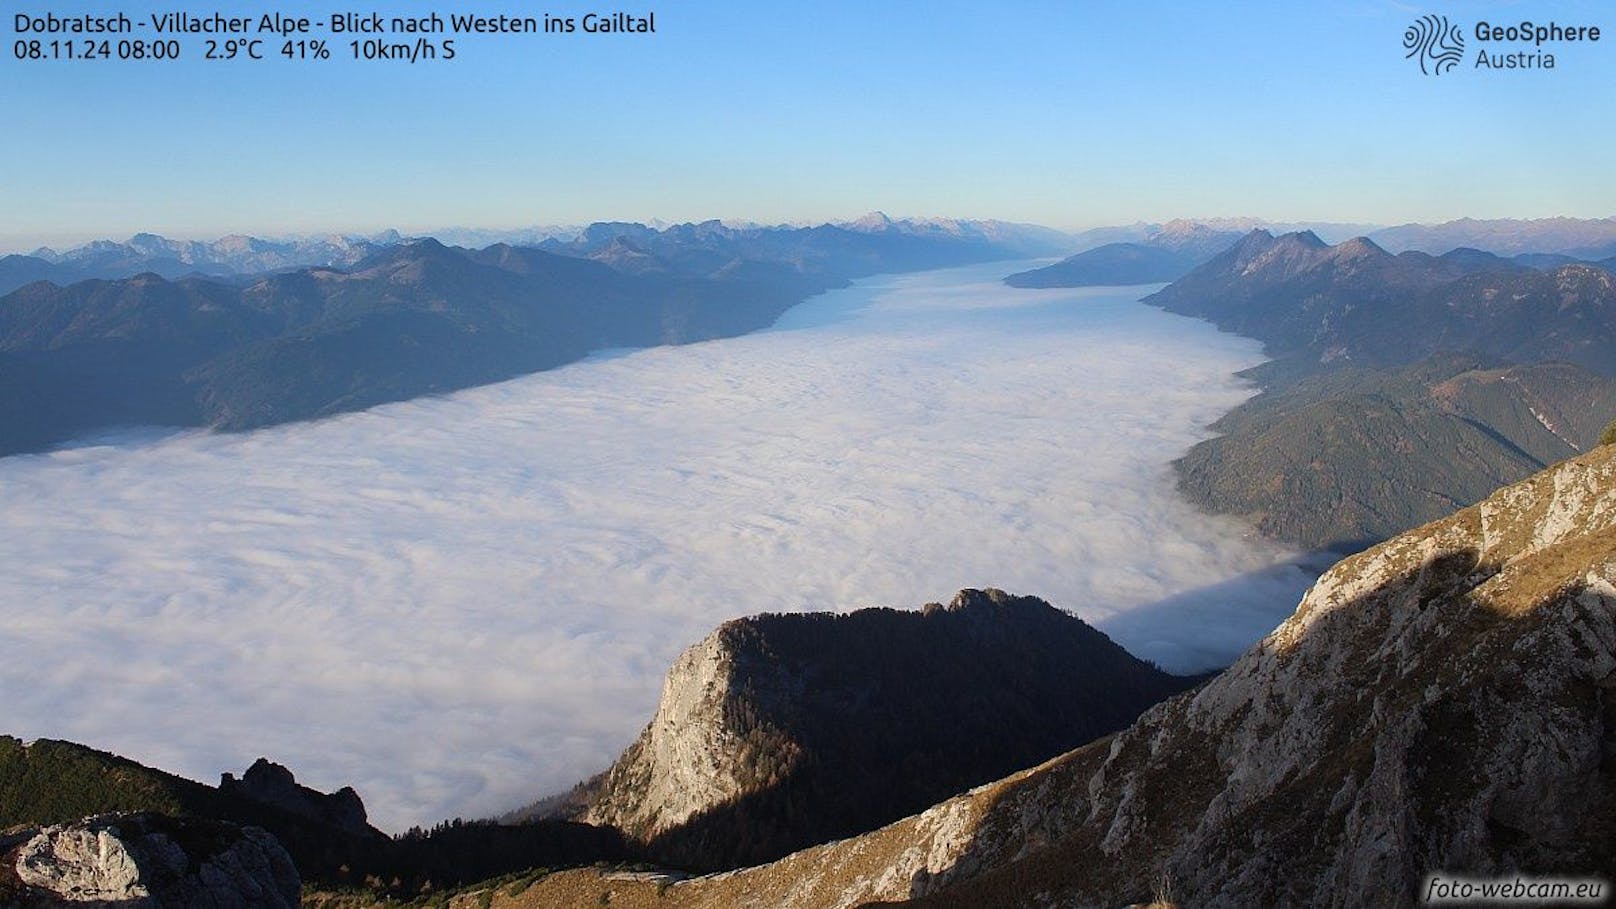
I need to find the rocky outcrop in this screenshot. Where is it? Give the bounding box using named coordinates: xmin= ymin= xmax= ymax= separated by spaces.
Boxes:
xmin=0 ymin=812 xmax=299 ymax=907
xmin=579 ymin=590 xmax=1198 ymax=870
xmin=581 ymin=625 xmax=752 ymax=841
xmin=219 ymin=759 xmax=370 ymax=837
xmin=508 ymin=443 xmax=1616 ymax=907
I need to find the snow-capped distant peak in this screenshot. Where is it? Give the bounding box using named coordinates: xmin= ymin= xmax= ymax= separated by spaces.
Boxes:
xmin=848 ymin=211 xmax=896 ymax=232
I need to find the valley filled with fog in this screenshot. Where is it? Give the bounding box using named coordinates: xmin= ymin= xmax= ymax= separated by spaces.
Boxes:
xmin=0 ymin=262 xmax=1315 ymax=830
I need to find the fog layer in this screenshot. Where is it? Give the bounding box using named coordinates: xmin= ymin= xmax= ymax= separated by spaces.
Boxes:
xmin=0 ymin=262 xmax=1312 ymax=830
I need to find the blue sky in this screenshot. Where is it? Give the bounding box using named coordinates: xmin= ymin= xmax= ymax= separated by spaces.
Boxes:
xmin=3 ymin=0 xmax=1613 ymax=248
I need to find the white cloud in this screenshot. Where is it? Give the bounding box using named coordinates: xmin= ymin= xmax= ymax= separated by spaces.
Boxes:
xmin=0 ymin=262 xmax=1313 ymax=831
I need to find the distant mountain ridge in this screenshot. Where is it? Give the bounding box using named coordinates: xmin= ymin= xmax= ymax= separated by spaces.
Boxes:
xmin=36 ymin=230 xmax=399 ymax=269
xmin=1006 ymin=215 xmax=1616 ymax=292
xmin=539 ymin=215 xmax=1070 ymax=277
xmin=0 ymin=220 xmax=1050 ymax=456
xmin=0 ymin=232 xmax=399 ymax=297
xmin=1060 ymin=217 xmax=1381 ymax=252
xmin=1005 ymin=219 xmax=1247 ymax=287
xmin=835 ymin=211 xmax=1074 ymax=252
xmin=1 ymin=216 xmax=1070 ymax=299
xmin=0 ymin=238 xmax=824 ymax=452
xmin=15 ymin=215 xmax=1615 ymax=296
xmin=1369 ymin=215 xmax=1616 ymax=258
xmin=1145 ymin=229 xmax=1616 ymax=374
xmin=1049 ymin=214 xmax=1616 ymax=258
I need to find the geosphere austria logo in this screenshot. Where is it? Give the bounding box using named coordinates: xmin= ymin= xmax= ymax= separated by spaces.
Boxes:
xmin=1404 ymin=14 xmax=1465 ymax=74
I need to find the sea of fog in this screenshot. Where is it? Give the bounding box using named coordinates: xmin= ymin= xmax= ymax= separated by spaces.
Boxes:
xmin=0 ymin=261 xmax=1318 ymax=831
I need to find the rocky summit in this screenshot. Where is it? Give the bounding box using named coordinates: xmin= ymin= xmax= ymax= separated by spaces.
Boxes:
xmin=576 ymin=590 xmax=1199 ymax=871
xmin=219 ymin=759 xmax=371 ymax=838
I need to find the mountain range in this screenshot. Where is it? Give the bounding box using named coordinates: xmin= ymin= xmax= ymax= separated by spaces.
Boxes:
xmin=1004 ymin=226 xmax=1616 ymax=552
xmin=1056 ymin=215 xmax=1616 ymax=257
xmin=9 ymin=215 xmax=1608 ymax=466
xmin=0 ymin=233 xmax=399 ymax=297
xmin=1368 ymin=215 xmax=1616 ymax=259
xmin=0 ymin=219 xmax=1060 ymax=457
xmin=536 ymin=214 xmax=1068 ymax=277
xmin=1007 ymin=216 xmax=1616 ymax=290
xmin=1145 ymin=230 xmax=1615 ymax=373
xmin=1004 ymin=220 xmax=1247 ymax=287
xmin=0 ymin=216 xmax=1070 ymax=299
xmin=13 ymin=215 xmax=1613 ymax=300
xmin=0 ymin=240 xmax=810 ymax=454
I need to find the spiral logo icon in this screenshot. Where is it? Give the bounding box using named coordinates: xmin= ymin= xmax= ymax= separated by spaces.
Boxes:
xmin=1404 ymin=15 xmax=1466 ymax=75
